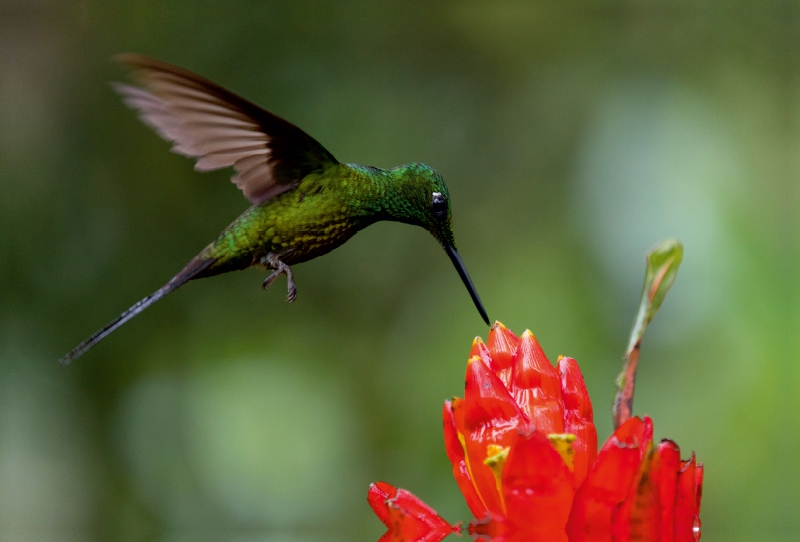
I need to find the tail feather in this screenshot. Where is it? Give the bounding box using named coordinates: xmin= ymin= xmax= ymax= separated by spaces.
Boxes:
xmin=59 ymin=257 xmax=216 ymax=365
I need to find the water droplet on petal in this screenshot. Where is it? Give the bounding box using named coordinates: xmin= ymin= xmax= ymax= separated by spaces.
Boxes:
xmin=693 ymin=515 xmax=702 ymax=541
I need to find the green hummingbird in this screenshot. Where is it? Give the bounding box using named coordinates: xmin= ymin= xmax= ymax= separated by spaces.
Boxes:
xmin=59 ymin=54 xmax=489 ymax=365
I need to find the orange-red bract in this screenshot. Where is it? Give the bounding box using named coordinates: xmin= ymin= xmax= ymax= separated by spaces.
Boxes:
xmin=368 ymin=323 xmax=703 ymax=542
xmin=368 ymin=482 xmax=459 ymax=542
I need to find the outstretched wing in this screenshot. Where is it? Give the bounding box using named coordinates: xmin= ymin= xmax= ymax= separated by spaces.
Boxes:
xmin=113 ymin=54 xmax=338 ymax=205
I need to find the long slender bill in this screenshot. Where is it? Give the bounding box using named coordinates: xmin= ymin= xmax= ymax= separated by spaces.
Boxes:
xmin=446 ymin=244 xmax=490 ymax=325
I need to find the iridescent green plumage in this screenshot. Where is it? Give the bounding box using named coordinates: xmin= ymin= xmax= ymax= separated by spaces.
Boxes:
xmin=203 ymin=162 xmax=455 ymax=275
xmin=59 ymin=56 xmax=487 ymax=365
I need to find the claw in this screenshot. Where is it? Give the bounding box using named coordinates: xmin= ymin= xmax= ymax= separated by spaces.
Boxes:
xmin=262 ymin=270 xmax=280 ymax=291
xmin=285 ymin=269 xmax=297 ymax=303
xmin=261 ymin=255 xmax=297 ymax=303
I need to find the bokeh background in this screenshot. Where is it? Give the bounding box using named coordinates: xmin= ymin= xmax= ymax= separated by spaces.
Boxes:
xmin=2 ymin=1 xmax=798 ymax=541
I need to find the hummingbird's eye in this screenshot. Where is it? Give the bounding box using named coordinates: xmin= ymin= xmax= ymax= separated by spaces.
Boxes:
xmin=431 ymin=192 xmax=447 ymax=219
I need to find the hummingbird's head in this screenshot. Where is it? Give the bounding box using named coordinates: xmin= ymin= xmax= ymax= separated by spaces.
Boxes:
xmin=393 ymin=163 xmax=454 ymax=245
xmin=392 ymin=163 xmax=489 ymax=325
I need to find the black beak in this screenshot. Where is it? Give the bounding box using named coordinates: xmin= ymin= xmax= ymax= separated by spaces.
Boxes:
xmin=445 ymin=244 xmax=490 ymax=325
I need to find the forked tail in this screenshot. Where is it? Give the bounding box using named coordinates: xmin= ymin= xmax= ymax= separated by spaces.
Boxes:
xmin=59 ymin=257 xmax=216 ymax=365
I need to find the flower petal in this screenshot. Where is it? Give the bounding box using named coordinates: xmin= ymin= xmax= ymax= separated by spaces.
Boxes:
xmin=565 ymin=416 xmax=652 ymax=542
xmin=695 ymin=463 xmax=704 ymax=514
xmin=470 ymin=336 xmax=499 ymax=373
xmin=368 ymin=482 xmax=457 ymax=542
xmin=674 ymin=454 xmax=700 ymax=542
xmin=468 ymin=513 xmax=510 ymax=541
xmin=614 ymin=440 xmax=661 ymax=542
xmin=463 ymin=357 xmax=528 ymax=434
xmin=509 ymin=331 xmax=565 ymax=435
xmin=443 ymin=399 xmax=487 ymax=518
xmin=462 ymin=356 xmax=528 ymax=516
xmin=501 ymin=429 xmax=575 ymax=541
xmin=655 ymin=440 xmax=681 ymax=542
xmin=693 ymin=463 xmax=704 ymax=540
xmin=369 ymin=481 xmax=395 ymax=527
xmin=487 ymin=321 xmax=519 ymax=384
xmin=558 ymin=356 xmax=598 ymax=485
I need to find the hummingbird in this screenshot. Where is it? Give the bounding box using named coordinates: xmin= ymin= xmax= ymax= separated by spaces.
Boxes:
xmin=59 ymin=54 xmax=489 ymax=365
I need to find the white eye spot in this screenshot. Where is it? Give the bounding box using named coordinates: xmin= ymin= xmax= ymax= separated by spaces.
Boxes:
xmin=431 ymin=192 xmax=447 ymax=218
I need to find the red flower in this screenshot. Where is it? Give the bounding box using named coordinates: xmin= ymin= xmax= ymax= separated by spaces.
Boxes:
xmin=368 ymin=481 xmax=460 ymax=542
xmin=368 ymin=323 xmax=703 ymax=542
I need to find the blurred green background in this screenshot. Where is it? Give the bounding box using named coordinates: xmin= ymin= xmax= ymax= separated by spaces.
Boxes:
xmin=1 ymin=1 xmax=797 ymax=541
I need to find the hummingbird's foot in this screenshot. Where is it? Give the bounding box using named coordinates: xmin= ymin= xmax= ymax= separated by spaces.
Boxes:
xmin=285 ymin=274 xmax=297 ymax=303
xmin=261 ymin=256 xmax=297 ymax=303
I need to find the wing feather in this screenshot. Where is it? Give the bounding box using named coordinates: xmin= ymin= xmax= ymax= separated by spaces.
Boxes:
xmin=113 ymin=54 xmax=338 ymax=205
